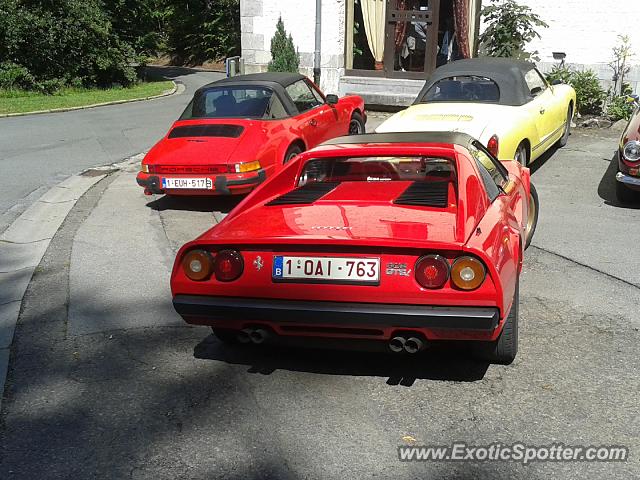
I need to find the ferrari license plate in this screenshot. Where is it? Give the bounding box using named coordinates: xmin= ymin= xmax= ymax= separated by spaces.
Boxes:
xmin=162 ymin=178 xmax=213 ymax=189
xmin=272 ymin=256 xmax=380 ymax=284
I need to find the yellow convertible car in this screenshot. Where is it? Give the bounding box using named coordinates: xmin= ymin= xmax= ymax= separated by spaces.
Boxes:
xmin=376 ymin=58 xmax=576 ymax=166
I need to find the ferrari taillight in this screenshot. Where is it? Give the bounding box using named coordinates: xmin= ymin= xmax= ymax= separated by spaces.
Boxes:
xmin=213 ymin=250 xmax=244 ymax=282
xmin=451 ymin=256 xmax=486 ymax=291
xmin=182 ymin=249 xmax=214 ymax=281
xmin=415 ymin=255 xmax=450 ymax=289
xmin=487 ymin=135 xmax=499 ymax=157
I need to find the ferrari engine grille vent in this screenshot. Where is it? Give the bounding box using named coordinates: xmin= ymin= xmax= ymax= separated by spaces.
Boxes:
xmin=266 ymin=182 xmax=340 ymax=206
xmin=394 ymin=181 xmax=449 ymax=207
xmin=168 ymin=124 xmax=244 ymax=139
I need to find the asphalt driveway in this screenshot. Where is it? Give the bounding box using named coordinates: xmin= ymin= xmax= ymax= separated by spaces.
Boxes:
xmin=0 ymin=125 xmax=639 ymax=478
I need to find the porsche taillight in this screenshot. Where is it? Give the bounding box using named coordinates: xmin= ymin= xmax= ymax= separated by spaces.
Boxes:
xmin=487 ymin=135 xmax=499 ymax=157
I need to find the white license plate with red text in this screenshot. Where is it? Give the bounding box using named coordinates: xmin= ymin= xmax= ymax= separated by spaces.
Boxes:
xmin=272 ymin=256 xmax=380 ymax=284
xmin=162 ymin=178 xmax=213 ymax=189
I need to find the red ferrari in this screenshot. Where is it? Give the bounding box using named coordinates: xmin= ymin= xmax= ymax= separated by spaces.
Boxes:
xmin=170 ymin=132 xmax=539 ymax=364
xmin=137 ymin=72 xmax=365 ymax=196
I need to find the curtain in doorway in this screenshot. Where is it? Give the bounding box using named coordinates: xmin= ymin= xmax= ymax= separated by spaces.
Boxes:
xmin=453 ymin=0 xmax=470 ymax=58
xmin=361 ymin=0 xmax=386 ymax=63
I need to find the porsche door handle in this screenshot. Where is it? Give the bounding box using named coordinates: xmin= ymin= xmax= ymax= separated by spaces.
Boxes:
xmin=308 ymin=118 xmax=318 ymax=127
xmin=539 ymin=108 xmax=546 ymax=114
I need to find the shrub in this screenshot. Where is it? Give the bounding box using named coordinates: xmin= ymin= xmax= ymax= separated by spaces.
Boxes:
xmin=546 ymin=67 xmax=606 ymax=116
xmin=267 ymin=17 xmax=299 ymax=73
xmin=606 ymin=95 xmax=634 ymax=121
xmin=0 ymin=0 xmax=138 ymax=90
xmin=0 ymin=62 xmax=35 ymax=90
xmin=479 ymin=0 xmax=548 ymax=61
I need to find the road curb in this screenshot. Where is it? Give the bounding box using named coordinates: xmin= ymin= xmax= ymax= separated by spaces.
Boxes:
xmin=0 ymin=153 xmax=143 ymax=409
xmin=0 ymin=81 xmax=180 ymax=118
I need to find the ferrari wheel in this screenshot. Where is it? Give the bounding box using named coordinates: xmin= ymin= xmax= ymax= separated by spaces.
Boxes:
xmin=616 ymin=181 xmax=639 ymax=204
xmin=514 ymin=142 xmax=529 ymax=166
xmin=348 ymin=112 xmax=365 ymax=135
xmin=474 ymin=279 xmax=519 ymax=365
xmin=556 ymin=105 xmax=573 ymax=148
xmin=284 ymin=144 xmax=303 ymax=164
xmin=524 ymin=183 xmax=539 ymax=249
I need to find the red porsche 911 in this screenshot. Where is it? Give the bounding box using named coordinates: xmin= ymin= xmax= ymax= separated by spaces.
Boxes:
xmin=136 ymin=72 xmax=365 ymax=196
xmin=170 ymin=133 xmax=539 ymax=364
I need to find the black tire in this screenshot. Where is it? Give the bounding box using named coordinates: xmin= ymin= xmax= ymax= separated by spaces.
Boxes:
xmin=616 ymin=181 xmax=639 ymax=204
xmin=556 ymin=105 xmax=573 ymax=148
xmin=524 ymin=183 xmax=539 ymax=250
xmin=348 ymin=112 xmax=365 ymax=135
xmin=475 ymin=279 xmax=519 ymax=365
xmin=284 ymin=144 xmax=303 ymax=164
xmin=212 ymin=328 xmax=240 ymax=345
xmin=514 ymin=141 xmax=529 ymax=166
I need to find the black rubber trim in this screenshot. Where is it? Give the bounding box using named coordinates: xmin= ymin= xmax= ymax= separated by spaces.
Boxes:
xmin=136 ymin=175 xmax=163 ymax=193
xmin=173 ymin=295 xmax=500 ymax=331
xmin=394 ymin=181 xmax=449 ymax=207
xmin=168 ymin=124 xmax=244 ymax=139
xmin=213 ymin=170 xmax=266 ymax=195
xmin=266 ymin=182 xmax=340 ymax=206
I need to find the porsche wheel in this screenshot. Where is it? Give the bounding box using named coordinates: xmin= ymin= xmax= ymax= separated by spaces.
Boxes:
xmin=348 ymin=112 xmax=365 ymax=135
xmin=475 ymin=279 xmax=519 ymax=365
xmin=514 ymin=142 xmax=529 ymax=166
xmin=556 ymin=105 xmax=573 ymax=148
xmin=524 ymin=183 xmax=539 ymax=249
xmin=284 ymin=144 xmax=303 ymax=164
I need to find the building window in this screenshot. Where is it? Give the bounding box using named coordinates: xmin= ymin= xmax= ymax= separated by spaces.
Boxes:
xmin=345 ymin=0 xmax=479 ymax=79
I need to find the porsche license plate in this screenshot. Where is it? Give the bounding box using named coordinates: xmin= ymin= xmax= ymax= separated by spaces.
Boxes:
xmin=272 ymin=256 xmax=380 ymax=284
xmin=162 ymin=178 xmax=213 ymax=190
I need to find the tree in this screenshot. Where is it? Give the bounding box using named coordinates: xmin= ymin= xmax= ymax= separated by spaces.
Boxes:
xmin=267 ymin=17 xmax=299 ymax=73
xmin=479 ymin=0 xmax=548 ymax=61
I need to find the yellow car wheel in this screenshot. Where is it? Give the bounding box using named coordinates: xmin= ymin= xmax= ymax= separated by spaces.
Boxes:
xmin=525 ymin=183 xmax=539 ymax=249
xmin=515 ymin=142 xmax=529 ymax=167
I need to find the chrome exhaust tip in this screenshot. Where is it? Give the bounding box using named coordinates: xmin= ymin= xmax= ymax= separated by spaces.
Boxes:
xmin=237 ymin=328 xmax=252 ymax=344
xmin=404 ymin=337 xmax=424 ymax=354
xmin=250 ymin=328 xmax=269 ymax=344
xmin=389 ymin=336 xmax=406 ymax=353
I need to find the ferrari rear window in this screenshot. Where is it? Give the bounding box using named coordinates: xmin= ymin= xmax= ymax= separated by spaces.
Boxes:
xmin=298 ymin=156 xmax=455 ymax=186
xmin=180 ymin=86 xmax=288 ymax=120
xmin=419 ymin=76 xmax=500 ymax=103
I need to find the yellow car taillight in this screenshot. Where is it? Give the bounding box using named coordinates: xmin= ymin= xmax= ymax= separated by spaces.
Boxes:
xmin=451 ymin=256 xmax=486 ymax=290
xmin=233 ymin=161 xmax=261 ymax=173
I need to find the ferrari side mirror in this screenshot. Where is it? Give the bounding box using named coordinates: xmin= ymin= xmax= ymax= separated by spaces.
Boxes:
xmin=325 ymin=94 xmax=339 ymax=105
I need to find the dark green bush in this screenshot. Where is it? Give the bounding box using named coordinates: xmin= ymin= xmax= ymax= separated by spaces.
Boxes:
xmin=0 ymin=0 xmax=138 ymax=90
xmin=546 ymin=67 xmax=606 ymax=116
xmin=267 ymin=17 xmax=299 ymax=73
xmin=607 ymin=95 xmax=634 ymax=121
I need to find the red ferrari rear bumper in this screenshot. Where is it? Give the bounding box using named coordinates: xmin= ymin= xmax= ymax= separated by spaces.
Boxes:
xmin=136 ymin=169 xmax=266 ymax=196
xmin=172 ymin=294 xmax=502 ymax=341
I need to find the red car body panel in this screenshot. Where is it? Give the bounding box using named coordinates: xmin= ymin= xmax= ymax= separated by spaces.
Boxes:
xmin=170 ymin=134 xmax=531 ymax=346
xmin=618 ymin=104 xmax=640 ymax=191
xmin=136 ymin=77 xmax=364 ymax=196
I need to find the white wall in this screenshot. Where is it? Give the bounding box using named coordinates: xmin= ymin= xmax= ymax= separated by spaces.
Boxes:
xmin=484 ymin=0 xmax=640 ymax=92
xmin=240 ymin=0 xmax=345 ymax=94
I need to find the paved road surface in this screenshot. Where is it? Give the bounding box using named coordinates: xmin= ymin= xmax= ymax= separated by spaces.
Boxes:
xmin=1 ymin=127 xmax=638 ymax=478
xmin=0 ymin=67 xmax=224 ymax=234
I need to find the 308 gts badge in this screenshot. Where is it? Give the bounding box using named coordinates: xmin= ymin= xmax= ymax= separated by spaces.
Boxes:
xmin=385 ymin=262 xmax=411 ymax=276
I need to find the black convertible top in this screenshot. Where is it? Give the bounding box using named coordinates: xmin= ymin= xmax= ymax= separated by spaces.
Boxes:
xmin=414 ymin=58 xmax=537 ymax=107
xmin=323 ymin=132 xmax=476 ymax=148
xmin=202 ymin=72 xmax=305 ymax=89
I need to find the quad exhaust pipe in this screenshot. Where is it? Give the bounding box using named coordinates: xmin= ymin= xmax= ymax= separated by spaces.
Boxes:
xmin=237 ymin=327 xmax=270 ymax=345
xmin=389 ymin=334 xmax=426 ymax=354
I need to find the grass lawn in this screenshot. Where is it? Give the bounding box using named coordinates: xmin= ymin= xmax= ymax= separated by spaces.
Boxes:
xmin=0 ymin=80 xmax=175 ymax=115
